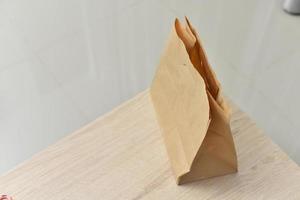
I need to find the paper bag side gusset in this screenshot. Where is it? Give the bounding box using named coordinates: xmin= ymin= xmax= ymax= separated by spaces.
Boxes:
xmin=151 ymin=18 xmax=238 ymax=184
xmin=175 ymin=18 xmax=238 ymax=184
xmin=150 ymin=24 xmax=210 ymax=179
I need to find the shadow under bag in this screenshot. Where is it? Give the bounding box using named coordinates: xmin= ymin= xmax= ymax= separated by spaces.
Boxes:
xmin=150 ymin=17 xmax=238 ymax=185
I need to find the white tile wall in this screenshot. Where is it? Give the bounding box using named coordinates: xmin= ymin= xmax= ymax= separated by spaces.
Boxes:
xmin=0 ymin=0 xmax=299 ymax=174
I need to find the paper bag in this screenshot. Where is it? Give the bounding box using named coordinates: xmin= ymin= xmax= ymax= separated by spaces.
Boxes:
xmin=150 ymin=17 xmax=238 ymax=185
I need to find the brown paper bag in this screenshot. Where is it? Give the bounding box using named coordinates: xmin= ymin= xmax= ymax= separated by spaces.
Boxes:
xmin=150 ymin=17 xmax=238 ymax=185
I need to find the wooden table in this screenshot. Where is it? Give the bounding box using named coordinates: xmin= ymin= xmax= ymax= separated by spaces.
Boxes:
xmin=0 ymin=90 xmax=299 ymax=199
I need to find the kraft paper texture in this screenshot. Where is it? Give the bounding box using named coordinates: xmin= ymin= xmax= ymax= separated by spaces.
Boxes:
xmin=150 ymin=17 xmax=238 ymax=185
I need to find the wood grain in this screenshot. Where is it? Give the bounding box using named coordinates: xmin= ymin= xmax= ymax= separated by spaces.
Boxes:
xmin=0 ymin=90 xmax=299 ymax=199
